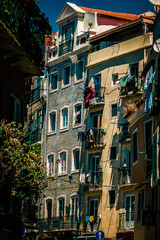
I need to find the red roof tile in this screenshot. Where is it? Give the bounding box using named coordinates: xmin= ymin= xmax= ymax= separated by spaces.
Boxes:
xmin=79 ymin=6 xmax=139 ymax=21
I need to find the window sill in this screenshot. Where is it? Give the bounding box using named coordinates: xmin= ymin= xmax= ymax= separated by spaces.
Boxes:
xmin=60 ymin=128 xmax=69 ymax=133
xmin=62 ymin=83 xmax=70 ymax=89
xmin=72 ymin=124 xmax=82 ymax=129
xmin=71 ymin=169 xmax=79 ymax=174
xmin=58 ymin=173 xmax=67 ymax=177
xmin=48 ymin=131 xmax=56 ymax=136
xmin=49 ymin=88 xmax=58 ymax=94
xmin=74 ymin=79 xmax=84 ymax=85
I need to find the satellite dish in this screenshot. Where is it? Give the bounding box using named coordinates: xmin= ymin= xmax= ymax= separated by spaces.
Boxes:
xmin=149 ymin=0 xmax=160 ymax=5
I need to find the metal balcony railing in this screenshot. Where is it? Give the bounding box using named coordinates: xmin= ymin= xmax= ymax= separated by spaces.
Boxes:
xmin=83 ymin=216 xmax=100 ymax=233
xmin=118 ymin=212 xmax=134 ymax=230
xmin=37 ymin=216 xmax=79 ymax=232
xmin=0 ymin=0 xmax=51 ymax=69
xmin=87 ymin=171 xmax=103 ymax=186
xmin=85 ymin=128 xmax=104 ymax=148
xmin=89 ymin=87 xmax=105 ymax=106
xmin=59 ymin=38 xmax=74 ymax=56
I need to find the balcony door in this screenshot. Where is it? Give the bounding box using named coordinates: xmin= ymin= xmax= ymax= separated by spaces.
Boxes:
xmin=124 ymin=194 xmax=135 ymax=229
xmin=93 ymin=74 xmax=101 ymax=94
xmin=89 ymin=153 xmax=101 ymax=184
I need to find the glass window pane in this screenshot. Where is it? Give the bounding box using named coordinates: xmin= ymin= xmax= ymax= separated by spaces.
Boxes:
xmin=50 ymin=112 xmax=56 ymax=131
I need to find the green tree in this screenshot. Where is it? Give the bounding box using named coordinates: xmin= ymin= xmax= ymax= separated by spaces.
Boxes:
xmin=0 ymin=120 xmax=46 ymax=202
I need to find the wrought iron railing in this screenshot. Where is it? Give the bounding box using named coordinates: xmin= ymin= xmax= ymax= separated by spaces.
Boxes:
xmin=118 ymin=212 xmax=134 ymax=230
xmin=59 ymin=38 xmax=74 ymax=56
xmin=89 ymin=87 xmax=105 ymax=106
xmin=83 ymin=216 xmax=100 ymax=233
xmin=87 ymin=171 xmax=103 ymax=186
xmin=0 ymin=0 xmax=51 ymax=69
xmin=85 ymin=128 xmax=104 ymax=148
xmin=37 ymin=216 xmax=79 ymax=232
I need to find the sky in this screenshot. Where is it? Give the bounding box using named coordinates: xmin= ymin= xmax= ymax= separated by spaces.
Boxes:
xmin=38 ymin=0 xmax=154 ymax=33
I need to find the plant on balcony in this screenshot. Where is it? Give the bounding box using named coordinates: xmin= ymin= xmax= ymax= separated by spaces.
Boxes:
xmin=0 ymin=120 xmax=46 ymax=202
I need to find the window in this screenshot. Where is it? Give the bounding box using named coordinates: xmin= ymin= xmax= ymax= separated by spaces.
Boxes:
xmin=71 ymin=196 xmax=78 ymax=217
xmin=111 ymin=103 xmax=118 ymax=117
xmin=72 ymin=149 xmax=80 ymax=171
xmin=10 ymin=94 xmax=21 ymax=122
xmin=137 ymin=190 xmax=145 ymax=222
xmin=130 ymin=63 xmax=138 ymax=81
xmin=89 ymin=153 xmax=101 ymax=184
xmin=112 ymin=73 xmax=118 ymax=86
xmin=46 ymin=199 xmax=52 ymax=219
xmin=49 ymin=111 xmax=56 ymax=132
xmin=125 ymin=194 xmax=135 ymax=222
xmin=74 ymin=103 xmax=82 ymax=125
xmin=133 ymin=129 xmax=138 ymax=164
xmin=47 ymin=155 xmax=54 ymax=176
xmin=109 ymin=190 xmax=115 ymax=205
xmin=50 ymin=71 xmax=58 ymax=90
xmin=144 ymin=119 xmax=152 ymax=158
xmin=63 ymin=65 xmax=70 ymax=86
xmin=58 ymin=198 xmax=65 ymax=217
xmin=110 ymin=146 xmax=117 ymax=160
xmin=65 ymin=27 xmax=72 ymax=40
xmin=88 ymin=197 xmax=99 ymax=217
xmin=76 ymin=60 xmax=84 ymax=81
xmin=93 ymin=74 xmax=101 ymax=93
xmin=59 ymin=152 xmax=67 ymax=174
xmin=61 ymin=108 xmax=68 ymax=129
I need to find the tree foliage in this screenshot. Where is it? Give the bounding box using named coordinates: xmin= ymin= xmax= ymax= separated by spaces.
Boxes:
xmin=0 ymin=121 xmax=46 ymax=202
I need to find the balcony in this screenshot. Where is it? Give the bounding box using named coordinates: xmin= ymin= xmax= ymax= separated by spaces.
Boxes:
xmin=30 ymin=86 xmax=41 ymax=103
xmin=59 ymin=38 xmax=74 ymax=56
xmin=86 ymin=171 xmax=103 ymax=191
xmin=37 ymin=216 xmax=79 ymax=232
xmin=85 ymin=128 xmax=105 ymax=149
xmin=0 ymin=0 xmax=51 ymax=75
xmin=83 ymin=216 xmax=101 ymax=233
xmin=119 ymin=76 xmax=143 ymax=98
xmin=118 ymin=212 xmax=134 ymax=230
xmin=84 ymin=87 xmax=105 ymax=108
xmin=29 ymin=129 xmax=41 ymax=144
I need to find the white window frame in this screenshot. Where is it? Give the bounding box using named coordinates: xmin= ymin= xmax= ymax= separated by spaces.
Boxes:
xmin=60 ymin=106 xmax=69 ymax=130
xmin=75 ymin=59 xmax=84 ymax=82
xmin=70 ymin=193 xmax=79 ymax=217
xmin=47 ymin=153 xmax=55 ymax=177
xmin=50 ymin=70 xmax=58 ymax=92
xmin=58 ymin=150 xmax=68 ymax=175
xmin=73 ymin=102 xmax=82 ymax=127
xmin=57 ymin=195 xmax=66 ymax=217
xmin=72 ymin=147 xmax=81 ymax=173
xmin=44 ymin=196 xmax=54 ymax=219
xmin=62 ymin=64 xmax=71 ymax=87
xmin=48 ymin=110 xmax=57 ymax=134
xmin=132 ymin=128 xmax=138 ymax=165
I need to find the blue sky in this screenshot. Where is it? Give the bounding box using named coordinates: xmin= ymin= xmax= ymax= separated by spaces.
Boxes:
xmin=38 ymin=0 xmax=154 ymax=32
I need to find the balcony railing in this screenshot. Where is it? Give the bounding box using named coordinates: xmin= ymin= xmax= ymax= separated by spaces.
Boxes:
xmin=83 ymin=216 xmax=100 ymax=233
xmin=85 ymin=128 xmax=105 ymax=149
xmin=119 ymin=75 xmax=142 ymax=97
xmin=30 ymin=129 xmax=41 ymax=144
xmin=86 ymin=171 xmax=103 ymax=186
xmin=89 ymin=87 xmax=105 ymax=106
xmin=37 ymin=216 xmax=79 ymax=232
xmin=118 ymin=212 xmax=134 ymax=230
xmin=0 ymin=0 xmax=51 ymax=69
xmin=59 ymin=38 xmax=74 ymax=56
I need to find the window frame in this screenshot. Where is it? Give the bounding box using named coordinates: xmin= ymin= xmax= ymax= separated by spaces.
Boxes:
xmin=88 ymin=196 xmax=100 ymax=217
xmin=132 ymin=128 xmax=138 ymax=165
xmin=50 ymin=70 xmax=58 ymax=92
xmin=60 ymin=106 xmax=69 ymax=131
xmin=111 ymin=102 xmax=118 ymax=118
xmin=72 ymin=147 xmax=81 ymax=173
xmin=48 ymin=110 xmax=57 ymax=134
xmin=47 ymin=153 xmax=55 ymax=177
xmin=58 ymin=150 xmax=68 ymax=175
xmin=75 ymin=59 xmax=84 ymax=82
xmin=137 ymin=189 xmax=145 ymax=223
xmin=73 ymin=102 xmax=82 ymax=127
xmin=57 ymin=195 xmax=66 ymax=217
xmin=62 ymin=64 xmax=71 ymax=87
xmin=44 ymin=196 xmax=54 ymax=219
xmin=70 ymin=193 xmax=79 ymax=218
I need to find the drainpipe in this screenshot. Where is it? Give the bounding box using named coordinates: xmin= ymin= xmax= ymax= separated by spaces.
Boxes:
xmin=44 ymin=47 xmax=50 ymax=167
